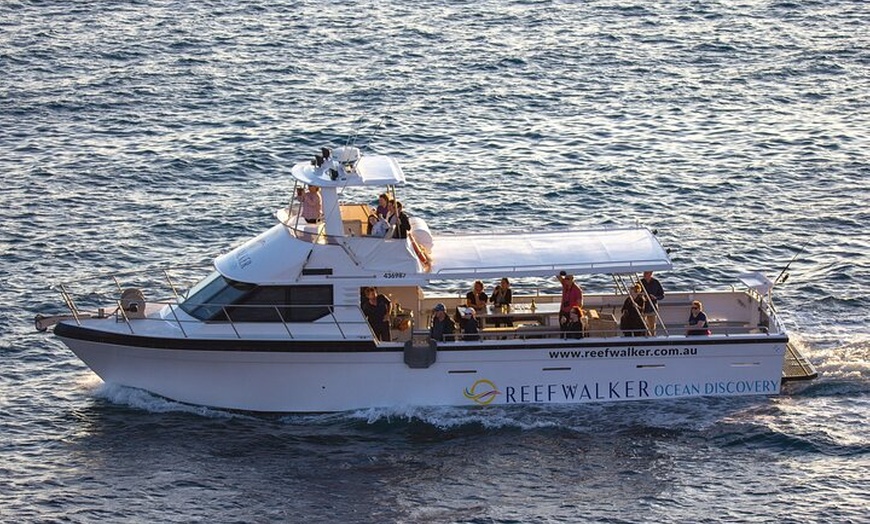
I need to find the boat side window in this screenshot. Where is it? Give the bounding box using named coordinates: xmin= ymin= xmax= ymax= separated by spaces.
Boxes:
xmin=227 ymin=285 xmax=333 ymax=323
xmin=180 ymin=272 xmax=333 ymax=322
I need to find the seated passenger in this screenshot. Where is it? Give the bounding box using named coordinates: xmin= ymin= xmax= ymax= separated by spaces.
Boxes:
xmin=367 ymin=214 xmax=390 ymax=237
xmin=458 ymin=307 xmax=480 ymax=341
xmin=429 ymin=303 xmax=456 ymax=342
xmin=564 ymin=306 xmax=584 ymax=339
xmin=465 ymin=280 xmax=488 ymax=312
xmin=490 ymin=277 xmax=513 ymax=327
xmin=686 ymin=300 xmax=710 ymax=336
xmin=375 ymin=193 xmax=391 ymax=220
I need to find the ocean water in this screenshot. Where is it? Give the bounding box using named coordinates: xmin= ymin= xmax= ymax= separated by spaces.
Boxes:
xmin=1 ymin=0 xmax=868 ymax=522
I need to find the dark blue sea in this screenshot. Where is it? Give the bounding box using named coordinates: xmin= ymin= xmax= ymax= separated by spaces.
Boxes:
xmin=2 ymin=1 xmax=868 ymax=522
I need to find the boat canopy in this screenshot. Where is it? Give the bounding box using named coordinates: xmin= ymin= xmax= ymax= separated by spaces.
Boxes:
xmin=290 ymin=149 xmax=405 ymax=188
xmin=427 ymin=227 xmax=671 ymax=279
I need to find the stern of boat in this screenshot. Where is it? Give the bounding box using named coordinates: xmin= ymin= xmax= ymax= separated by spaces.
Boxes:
xmin=782 ymin=342 xmax=818 ymax=382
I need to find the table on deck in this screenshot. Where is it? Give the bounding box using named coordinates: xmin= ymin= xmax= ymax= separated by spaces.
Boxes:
xmin=475 ymin=302 xmax=562 ymax=328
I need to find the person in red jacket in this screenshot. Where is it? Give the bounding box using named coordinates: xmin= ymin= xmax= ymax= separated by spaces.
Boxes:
xmin=557 ymin=271 xmax=583 ymax=331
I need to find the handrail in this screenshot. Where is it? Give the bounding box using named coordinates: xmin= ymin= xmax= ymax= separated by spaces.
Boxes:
xmin=58 ymin=283 xmax=81 ymax=326
xmin=115 ymin=299 xmax=135 ymax=334
xmin=222 ymin=306 xmax=242 ymax=339
xmin=274 ymin=306 xmax=294 ymax=339
xmin=166 ymin=303 xmax=189 ymax=338
xmin=95 ymin=300 xmax=374 ymax=341
xmin=163 ymin=269 xmax=181 ymax=301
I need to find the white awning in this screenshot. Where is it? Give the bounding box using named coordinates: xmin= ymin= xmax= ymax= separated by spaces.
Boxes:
xmin=427 ymin=227 xmax=671 ymax=279
xmin=290 ymin=155 xmax=405 ymax=188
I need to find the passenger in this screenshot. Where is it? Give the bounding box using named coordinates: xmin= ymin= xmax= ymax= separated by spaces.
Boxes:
xmin=564 ymin=306 xmax=584 ymax=339
xmin=296 ymin=185 xmax=322 ymax=224
xmin=375 ymin=193 xmax=391 ymax=220
xmin=465 ymin=280 xmax=488 ymax=313
xmin=429 ymin=303 xmax=456 ymax=342
xmin=557 ymin=270 xmax=583 ymax=331
xmin=489 ymin=277 xmax=513 ymax=327
xmin=641 ymin=270 xmax=665 ymax=335
xmin=385 ymin=200 xmax=398 ymax=235
xmin=620 ymin=283 xmax=648 ymax=337
xmin=490 ymin=277 xmax=512 ymax=308
xmin=458 ymin=307 xmax=480 ymax=341
xmin=387 ymin=200 xmax=411 ymax=239
xmin=686 ymin=300 xmax=710 ymax=336
xmin=361 ymin=287 xmax=391 ymax=342
xmin=367 ymin=214 xmax=390 ymax=237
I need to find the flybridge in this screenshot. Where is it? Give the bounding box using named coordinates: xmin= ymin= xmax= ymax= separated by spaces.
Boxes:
xmin=290 ymin=146 xmax=406 ymax=187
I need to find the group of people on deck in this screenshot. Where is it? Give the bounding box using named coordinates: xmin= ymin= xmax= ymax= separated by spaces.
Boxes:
xmin=367 ymin=193 xmax=411 ymax=239
xmin=295 ymin=187 xmax=410 ymax=239
xmin=426 ymin=269 xmax=708 ymax=342
xmin=616 ymin=271 xmax=707 ymax=336
xmin=428 ymin=278 xmax=513 ymax=342
xmin=619 ymin=271 xmax=666 ymax=337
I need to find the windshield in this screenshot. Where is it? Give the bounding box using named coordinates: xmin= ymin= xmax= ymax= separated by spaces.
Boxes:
xmin=179 ymin=271 xmax=255 ymax=321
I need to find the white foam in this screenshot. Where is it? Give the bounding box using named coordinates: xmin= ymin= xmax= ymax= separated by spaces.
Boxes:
xmin=91 ymin=382 xmax=237 ymax=419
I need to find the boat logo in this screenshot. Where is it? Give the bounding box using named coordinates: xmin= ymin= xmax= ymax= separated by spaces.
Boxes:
xmin=463 ymin=379 xmax=501 ymax=406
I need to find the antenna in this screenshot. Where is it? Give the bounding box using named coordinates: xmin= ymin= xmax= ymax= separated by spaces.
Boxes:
xmin=345 ymin=114 xmax=370 ymax=149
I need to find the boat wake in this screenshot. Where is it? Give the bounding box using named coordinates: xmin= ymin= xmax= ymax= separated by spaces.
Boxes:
xmin=91 ymin=383 xmax=239 ymax=419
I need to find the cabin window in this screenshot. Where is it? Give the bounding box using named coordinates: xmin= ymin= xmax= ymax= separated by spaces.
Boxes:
xmin=180 ymin=271 xmax=333 ymax=323
xmin=227 ymin=285 xmax=333 ymax=323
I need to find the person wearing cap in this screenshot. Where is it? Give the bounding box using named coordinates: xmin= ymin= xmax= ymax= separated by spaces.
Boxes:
xmin=429 ymin=303 xmax=456 ymax=342
xmin=557 ymin=270 xmax=583 ymax=330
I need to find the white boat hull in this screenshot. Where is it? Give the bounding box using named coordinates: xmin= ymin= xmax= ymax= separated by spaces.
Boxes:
xmin=60 ymin=331 xmax=786 ymax=412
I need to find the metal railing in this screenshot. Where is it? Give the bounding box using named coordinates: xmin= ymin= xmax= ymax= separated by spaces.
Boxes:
xmin=108 ymin=300 xmax=375 ymax=341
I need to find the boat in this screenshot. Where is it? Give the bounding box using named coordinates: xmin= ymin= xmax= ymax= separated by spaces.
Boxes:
xmin=35 ymin=145 xmax=818 ymax=412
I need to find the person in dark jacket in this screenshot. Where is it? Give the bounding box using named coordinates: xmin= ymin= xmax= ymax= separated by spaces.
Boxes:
xmin=564 ymin=306 xmax=584 ymax=339
xmin=620 ymin=284 xmax=648 ymax=337
xmin=429 ymin=303 xmax=456 ymax=342
xmin=387 ymin=200 xmax=412 ymax=239
xmin=640 ymin=271 xmax=665 ymax=335
xmin=490 ymin=277 xmax=513 ymax=327
xmin=465 ymin=280 xmax=488 ymax=313
xmin=362 ymin=286 xmax=391 ymax=342
xmin=458 ymin=307 xmax=480 ymax=341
